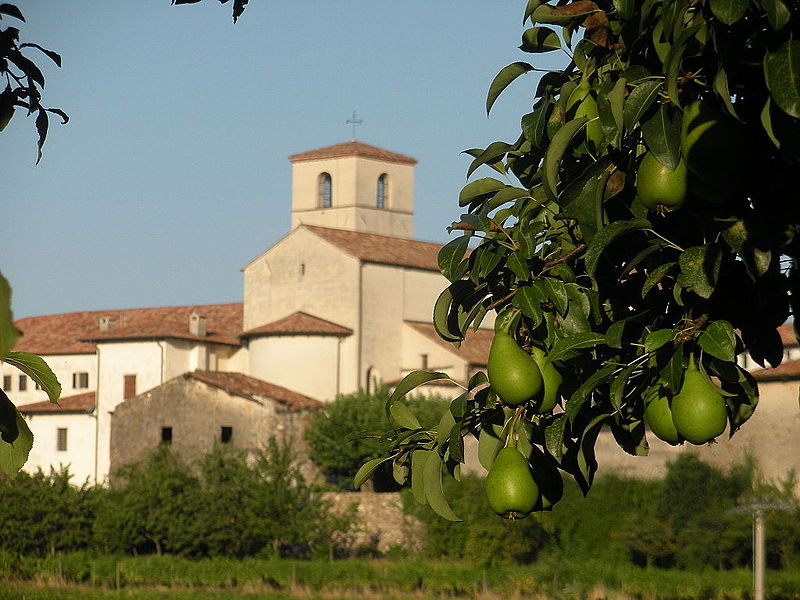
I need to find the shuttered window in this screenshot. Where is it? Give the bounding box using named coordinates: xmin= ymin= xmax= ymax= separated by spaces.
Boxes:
xmin=123 ymin=374 xmax=137 ymax=399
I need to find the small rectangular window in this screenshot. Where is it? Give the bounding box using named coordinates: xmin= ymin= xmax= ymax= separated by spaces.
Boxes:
xmin=2 ymin=375 xmax=11 ymax=391
xmin=221 ymin=426 xmax=233 ymax=444
xmin=18 ymin=375 xmax=27 ymax=392
xmin=73 ymin=372 xmax=89 ymax=389
xmin=123 ymin=375 xmax=137 ymax=399
xmin=161 ymin=426 xmax=172 ymax=444
xmin=34 ymin=381 xmax=41 ymax=390
xmin=420 ymin=354 xmax=429 ymax=370
xmin=56 ymin=428 xmax=67 ymax=452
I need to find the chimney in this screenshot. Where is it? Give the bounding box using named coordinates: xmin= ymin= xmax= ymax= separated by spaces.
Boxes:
xmin=98 ymin=316 xmax=116 ymax=331
xmin=189 ymin=313 xmax=207 ymax=337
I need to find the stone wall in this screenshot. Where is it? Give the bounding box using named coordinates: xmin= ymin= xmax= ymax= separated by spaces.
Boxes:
xmin=326 ymin=491 xmax=423 ymax=554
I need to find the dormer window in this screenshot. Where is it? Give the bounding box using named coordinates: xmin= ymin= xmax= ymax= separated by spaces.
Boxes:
xmin=377 ymin=174 xmax=388 ymax=209
xmin=319 ymin=172 xmax=332 ymax=208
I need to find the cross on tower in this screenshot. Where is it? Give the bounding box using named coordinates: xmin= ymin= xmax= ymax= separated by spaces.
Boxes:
xmin=346 ymin=110 xmax=363 ymax=141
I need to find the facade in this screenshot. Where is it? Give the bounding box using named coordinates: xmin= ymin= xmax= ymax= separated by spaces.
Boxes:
xmin=4 ymin=141 xmax=491 ymax=484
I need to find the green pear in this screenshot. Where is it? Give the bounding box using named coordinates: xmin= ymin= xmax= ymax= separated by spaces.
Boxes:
xmin=643 ymin=386 xmax=682 ymax=445
xmin=530 ymin=347 xmax=562 ymax=413
xmin=487 ymin=331 xmax=544 ymax=407
xmin=671 ymin=355 xmax=728 ymax=445
xmin=485 ymin=446 xmax=540 ymax=519
xmin=636 ymin=152 xmax=689 ymax=212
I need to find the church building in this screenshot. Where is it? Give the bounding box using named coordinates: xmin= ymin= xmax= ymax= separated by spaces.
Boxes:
xmin=6 ymin=141 xmax=800 ymax=491
xmin=3 ymin=141 xmax=491 ymax=484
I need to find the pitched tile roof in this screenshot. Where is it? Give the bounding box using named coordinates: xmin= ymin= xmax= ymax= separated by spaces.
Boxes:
xmin=242 ymin=311 xmax=352 ymax=338
xmin=305 ymin=225 xmax=441 ymax=272
xmin=288 ymin=141 xmax=417 ymax=165
xmin=751 ymin=360 xmax=800 ymax=382
xmin=405 ymin=321 xmax=493 ymax=366
xmin=187 ymin=371 xmax=322 ymax=412
xmin=13 ymin=303 xmax=243 ymax=355
xmin=18 ymin=391 xmax=96 ymax=414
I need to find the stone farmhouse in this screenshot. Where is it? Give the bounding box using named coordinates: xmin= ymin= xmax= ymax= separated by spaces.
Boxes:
xmin=3 ymin=141 xmax=492 ymax=484
xmin=4 ymin=140 xmax=800 ymax=491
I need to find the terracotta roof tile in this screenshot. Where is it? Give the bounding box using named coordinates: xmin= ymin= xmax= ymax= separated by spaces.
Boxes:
xmin=187 ymin=371 xmax=322 ymax=412
xmin=751 ymin=360 xmax=800 ymax=382
xmin=242 ymin=311 xmax=352 ymax=337
xmin=18 ymin=391 xmax=96 ymax=414
xmin=288 ymin=141 xmax=417 ymax=165
xmin=13 ymin=303 xmax=243 ymax=354
xmin=778 ymin=322 xmax=797 ymax=347
xmin=405 ymin=321 xmax=493 ymax=366
xmin=306 ymin=225 xmax=441 ymax=271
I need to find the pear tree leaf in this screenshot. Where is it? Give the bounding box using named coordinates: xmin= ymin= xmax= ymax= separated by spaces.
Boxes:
xmin=438 ymin=236 xmax=471 ymax=282
xmin=5 ymin=352 xmax=61 ymax=403
xmin=585 ymin=218 xmax=651 ymax=277
xmin=390 ymin=370 xmax=453 ymax=402
xmin=435 ymin=407 xmax=456 ymax=446
xmin=641 ymin=261 xmax=677 ymax=297
xmin=544 ymin=414 xmax=568 ymax=462
xmin=0 ymin=410 xmax=32 ymax=477
xmin=710 ymin=0 xmax=749 ymax=25
xmin=664 ymin=24 xmax=701 ymax=108
xmin=354 ymin=456 xmax=392 ymax=489
xmin=559 ymin=157 xmax=614 ymax=243
xmin=390 ymin=402 xmax=422 ymax=430
xmin=465 ymin=142 xmax=513 ymax=179
xmin=698 ymin=320 xmax=736 ymax=362
xmin=487 ymin=62 xmax=533 ymax=114
xmin=622 ymin=80 xmax=662 ymax=132
xmin=520 ymin=26 xmax=562 ymax=53
xmin=543 ymin=117 xmax=588 ymax=199
xmin=761 ymin=0 xmax=790 ymax=30
xmin=542 ymin=277 xmax=569 ymax=316
xmin=423 ymin=451 xmax=462 ymax=521
xmin=678 ymin=245 xmax=721 ymax=299
xmin=0 ymin=277 xmax=20 ymax=358
xmin=0 ymin=389 xmax=18 ymax=444
xmin=459 ymin=177 xmax=506 ymax=207
xmin=645 ymin=328 xmax=674 ymax=353
xmin=513 ymin=284 xmax=545 ymax=325
xmin=522 ymin=97 xmax=551 ymax=151
xmin=765 ymin=40 xmax=800 ymax=119
xmin=433 ymin=285 xmax=464 ymax=343
xmin=411 ymin=449 xmax=429 ymax=505
xmin=565 ymin=365 xmax=615 ymax=422
xmin=550 ymin=332 xmax=607 ymax=362
xmin=524 ymin=0 xmax=545 ymax=24
xmin=641 ymin=104 xmax=682 ymax=169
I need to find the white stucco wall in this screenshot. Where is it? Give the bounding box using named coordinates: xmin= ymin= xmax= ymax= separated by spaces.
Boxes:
xmin=2 ymin=353 xmax=96 ymax=407
xmin=243 ymin=228 xmax=361 ymax=331
xmin=401 ymin=324 xmax=468 ymax=384
xmin=247 ymin=335 xmax=341 ymax=401
xmin=22 ymin=412 xmax=96 ymax=485
xmin=95 ymin=341 xmax=165 ymax=482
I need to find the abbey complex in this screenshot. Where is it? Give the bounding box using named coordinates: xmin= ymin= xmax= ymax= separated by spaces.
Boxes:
xmin=3 ymin=141 xmax=799 ymax=488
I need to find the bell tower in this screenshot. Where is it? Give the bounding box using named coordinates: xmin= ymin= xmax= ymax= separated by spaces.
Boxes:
xmin=288 ymin=141 xmax=416 ymax=239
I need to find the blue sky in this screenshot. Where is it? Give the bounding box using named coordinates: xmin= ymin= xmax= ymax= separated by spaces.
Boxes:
xmin=4 ymin=1 xmax=565 ymax=318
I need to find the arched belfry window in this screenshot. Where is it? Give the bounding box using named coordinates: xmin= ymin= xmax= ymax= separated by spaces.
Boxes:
xmin=376 ymin=174 xmax=388 ymax=209
xmin=319 ymin=172 xmax=332 ymax=208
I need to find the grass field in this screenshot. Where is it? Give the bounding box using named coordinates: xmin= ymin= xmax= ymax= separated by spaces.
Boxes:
xmin=1 ymin=555 xmax=799 ymax=600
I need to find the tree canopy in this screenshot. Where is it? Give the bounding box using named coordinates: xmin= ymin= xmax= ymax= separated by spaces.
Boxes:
xmin=364 ymin=0 xmax=800 ymax=520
